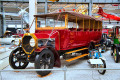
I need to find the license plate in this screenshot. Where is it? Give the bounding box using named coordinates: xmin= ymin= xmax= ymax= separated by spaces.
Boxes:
xmin=89 ymin=59 xmax=103 ymax=64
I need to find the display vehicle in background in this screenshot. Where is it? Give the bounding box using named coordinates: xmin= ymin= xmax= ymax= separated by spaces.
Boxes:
xmin=9 ymin=11 xmax=102 ymax=76
xmin=101 ymin=33 xmax=112 ymax=48
xmin=0 ymin=31 xmax=21 ymax=44
xmin=111 ymin=26 xmax=120 ymax=63
xmin=99 ymin=33 xmax=112 ymax=53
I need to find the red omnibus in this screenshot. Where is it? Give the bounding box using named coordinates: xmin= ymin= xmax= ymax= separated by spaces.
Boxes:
xmin=9 ymin=11 xmax=102 ymax=76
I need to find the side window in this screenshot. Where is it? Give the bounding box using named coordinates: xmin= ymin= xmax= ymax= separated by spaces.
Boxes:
xmin=78 ymin=20 xmax=83 ymax=30
xmin=94 ymin=21 xmax=98 ymax=31
xmin=68 ymin=22 xmax=78 ymax=28
xmin=84 ymin=20 xmax=89 ymax=30
xmin=78 ymin=19 xmax=89 ymax=31
xmin=99 ymin=21 xmax=102 ymax=31
xmin=68 ymin=15 xmax=78 ymax=30
xmin=90 ymin=20 xmax=94 ymax=31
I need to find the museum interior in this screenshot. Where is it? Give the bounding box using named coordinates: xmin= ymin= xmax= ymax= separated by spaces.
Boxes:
xmin=0 ymin=0 xmax=120 ymax=80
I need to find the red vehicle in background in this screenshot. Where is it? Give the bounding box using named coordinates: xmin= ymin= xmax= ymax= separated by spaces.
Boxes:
xmin=9 ymin=11 xmax=102 ymax=76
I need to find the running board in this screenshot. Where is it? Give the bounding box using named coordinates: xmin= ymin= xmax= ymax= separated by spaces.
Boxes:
xmin=65 ymin=54 xmax=88 ymax=62
xmin=65 ymin=48 xmax=88 ymax=54
xmin=95 ymin=44 xmax=100 ymax=47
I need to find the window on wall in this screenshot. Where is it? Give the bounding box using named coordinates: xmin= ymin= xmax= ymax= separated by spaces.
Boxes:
xmin=37 ymin=3 xmax=45 ymax=14
xmin=47 ymin=3 xmax=88 ymax=15
xmin=8 ymin=25 xmax=15 ymax=28
xmin=17 ymin=25 xmax=21 ymax=28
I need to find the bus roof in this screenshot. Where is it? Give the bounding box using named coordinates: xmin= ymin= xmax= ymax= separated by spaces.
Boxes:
xmin=34 ymin=11 xmax=102 ymax=22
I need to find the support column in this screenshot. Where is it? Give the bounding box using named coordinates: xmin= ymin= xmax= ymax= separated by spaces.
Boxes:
xmin=45 ymin=0 xmax=48 ymax=14
xmin=45 ymin=0 xmax=48 ymax=26
xmin=1 ymin=2 xmax=6 ymax=35
xmin=29 ymin=0 xmax=37 ymax=33
xmin=0 ymin=1 xmax=2 ymax=37
xmin=88 ymin=0 xmax=92 ymax=16
xmin=0 ymin=2 xmax=6 ymax=36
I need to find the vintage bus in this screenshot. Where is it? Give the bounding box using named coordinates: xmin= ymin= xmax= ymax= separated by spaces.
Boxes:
xmin=9 ymin=11 xmax=102 ymax=76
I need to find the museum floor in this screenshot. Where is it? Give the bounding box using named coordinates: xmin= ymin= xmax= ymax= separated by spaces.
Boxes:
xmin=0 ymin=46 xmax=120 ymax=80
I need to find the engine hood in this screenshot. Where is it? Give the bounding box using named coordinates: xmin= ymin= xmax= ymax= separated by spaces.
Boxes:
xmin=34 ymin=31 xmax=59 ymax=39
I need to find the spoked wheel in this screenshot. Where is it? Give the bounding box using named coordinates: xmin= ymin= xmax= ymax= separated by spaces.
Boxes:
xmin=9 ymin=47 xmax=29 ymax=69
xmin=113 ymin=47 xmax=119 ymax=63
xmin=35 ymin=49 xmax=54 ymax=76
xmin=98 ymin=59 xmax=106 ymax=75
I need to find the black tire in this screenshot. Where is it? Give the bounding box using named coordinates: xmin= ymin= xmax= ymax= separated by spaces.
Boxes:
xmin=9 ymin=47 xmax=29 ymax=69
xmin=113 ymin=47 xmax=119 ymax=63
xmin=35 ymin=49 xmax=54 ymax=76
xmin=111 ymin=47 xmax=113 ymax=56
xmin=98 ymin=59 xmax=106 ymax=75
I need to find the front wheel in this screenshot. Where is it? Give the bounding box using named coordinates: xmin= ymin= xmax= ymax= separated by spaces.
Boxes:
xmin=113 ymin=47 xmax=119 ymax=63
xmin=35 ymin=49 xmax=54 ymax=76
xmin=9 ymin=47 xmax=29 ymax=69
xmin=98 ymin=59 xmax=106 ymax=75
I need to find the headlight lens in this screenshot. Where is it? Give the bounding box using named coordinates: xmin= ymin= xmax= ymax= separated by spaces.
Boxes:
xmin=30 ymin=38 xmax=35 ymax=47
xmin=98 ymin=47 xmax=102 ymax=53
xmin=14 ymin=39 xmax=21 ymax=46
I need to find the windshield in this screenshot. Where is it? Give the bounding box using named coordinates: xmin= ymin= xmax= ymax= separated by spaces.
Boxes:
xmin=36 ymin=15 xmax=66 ymax=30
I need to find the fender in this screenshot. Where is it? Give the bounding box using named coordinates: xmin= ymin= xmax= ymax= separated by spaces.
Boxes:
xmin=35 ymin=46 xmax=61 ymax=67
xmin=99 ymin=57 xmax=106 ymax=61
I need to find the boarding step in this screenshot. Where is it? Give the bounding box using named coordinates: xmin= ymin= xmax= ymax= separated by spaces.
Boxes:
xmin=65 ymin=48 xmax=88 ymax=54
xmin=66 ymin=53 xmax=88 ymax=62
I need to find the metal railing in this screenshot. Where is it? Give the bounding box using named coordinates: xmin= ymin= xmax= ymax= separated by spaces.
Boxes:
xmin=0 ymin=66 xmax=120 ymax=80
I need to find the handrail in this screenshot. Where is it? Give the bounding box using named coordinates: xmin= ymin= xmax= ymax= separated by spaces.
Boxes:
xmin=1 ymin=67 xmax=120 ymax=72
xmin=1 ymin=67 xmax=120 ymax=80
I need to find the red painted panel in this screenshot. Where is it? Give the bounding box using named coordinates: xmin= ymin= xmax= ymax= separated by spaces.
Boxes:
xmin=35 ymin=29 xmax=102 ymax=51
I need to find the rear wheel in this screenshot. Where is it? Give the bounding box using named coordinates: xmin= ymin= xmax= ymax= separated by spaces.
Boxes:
xmin=111 ymin=46 xmax=113 ymax=56
xmin=9 ymin=47 xmax=29 ymax=69
xmin=98 ymin=59 xmax=106 ymax=75
xmin=35 ymin=49 xmax=54 ymax=76
xmin=113 ymin=47 xmax=119 ymax=63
